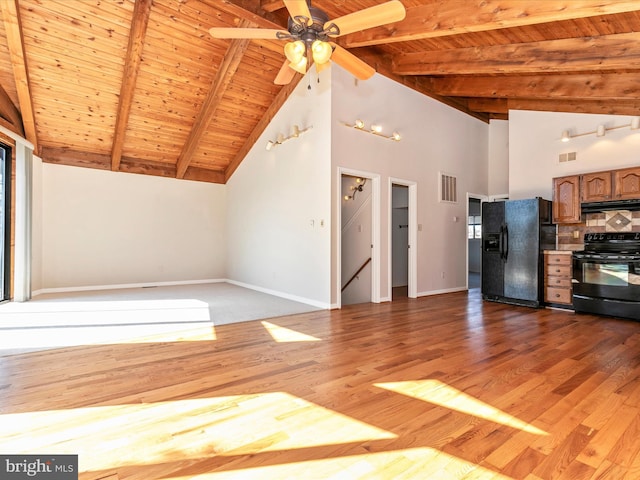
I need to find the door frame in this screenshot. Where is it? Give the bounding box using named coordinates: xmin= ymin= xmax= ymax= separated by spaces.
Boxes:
xmin=389 ymin=178 xmax=417 ymax=299
xmin=337 ymin=167 xmax=380 ymax=308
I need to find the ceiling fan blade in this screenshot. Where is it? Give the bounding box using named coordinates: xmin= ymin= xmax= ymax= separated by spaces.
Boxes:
xmin=274 ymin=60 xmax=297 ymax=85
xmin=283 ymin=0 xmax=313 ymax=26
xmin=209 ymin=27 xmax=286 ymax=39
xmin=330 ymin=44 xmax=375 ymax=80
xmin=327 ymin=0 xmax=406 ymax=36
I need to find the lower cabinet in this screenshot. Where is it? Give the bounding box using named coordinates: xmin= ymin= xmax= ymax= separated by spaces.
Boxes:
xmin=544 ymin=251 xmax=573 ymax=307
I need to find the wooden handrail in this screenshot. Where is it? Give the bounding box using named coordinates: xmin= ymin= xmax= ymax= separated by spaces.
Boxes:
xmin=341 ymin=257 xmax=372 ymax=292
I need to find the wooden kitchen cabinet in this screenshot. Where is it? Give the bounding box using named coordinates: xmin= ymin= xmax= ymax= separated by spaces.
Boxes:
xmin=552 ymin=175 xmax=581 ymax=223
xmin=581 ymin=171 xmax=612 ymax=202
xmin=544 ymin=252 xmax=573 ymax=307
xmin=613 ymin=166 xmax=640 ymax=200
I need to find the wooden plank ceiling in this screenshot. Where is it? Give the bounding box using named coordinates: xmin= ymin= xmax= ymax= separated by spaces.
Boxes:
xmin=0 ymin=0 xmax=639 ymax=184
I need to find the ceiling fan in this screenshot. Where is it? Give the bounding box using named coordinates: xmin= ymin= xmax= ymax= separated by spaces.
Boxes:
xmin=209 ymin=0 xmax=406 ymax=85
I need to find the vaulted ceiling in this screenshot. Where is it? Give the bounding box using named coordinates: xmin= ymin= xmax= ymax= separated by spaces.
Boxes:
xmin=1 ymin=0 xmax=639 ymax=184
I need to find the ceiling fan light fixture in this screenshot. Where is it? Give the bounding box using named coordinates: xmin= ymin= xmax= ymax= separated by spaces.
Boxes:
xmin=311 ymin=40 xmax=332 ymax=65
xmin=284 ymin=40 xmax=306 ymax=64
xmin=289 ymin=56 xmax=308 ymax=74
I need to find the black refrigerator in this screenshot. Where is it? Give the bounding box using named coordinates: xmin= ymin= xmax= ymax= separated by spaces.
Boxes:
xmin=481 ymin=198 xmax=556 ymax=307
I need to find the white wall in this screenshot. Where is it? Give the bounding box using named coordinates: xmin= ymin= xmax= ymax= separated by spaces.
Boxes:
xmin=225 ymin=67 xmax=332 ymax=308
xmin=509 ymin=110 xmax=640 ymax=200
xmin=488 ymin=119 xmax=509 ymax=197
xmin=331 ymin=66 xmax=489 ymax=302
xmin=38 ymin=164 xmax=226 ymax=290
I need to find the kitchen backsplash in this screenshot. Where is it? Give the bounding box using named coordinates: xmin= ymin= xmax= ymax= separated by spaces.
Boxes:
xmin=557 ymin=210 xmax=640 ymax=250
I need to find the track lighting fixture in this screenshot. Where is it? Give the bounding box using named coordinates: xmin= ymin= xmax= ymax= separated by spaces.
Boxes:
xmin=344 ymin=120 xmax=401 ymax=142
xmin=266 ymin=125 xmax=312 ymax=150
xmin=560 ymin=117 xmax=640 ymax=142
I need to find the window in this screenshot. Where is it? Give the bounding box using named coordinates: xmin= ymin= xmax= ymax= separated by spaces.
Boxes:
xmin=468 ymin=215 xmax=481 ymax=239
xmin=1 ymin=143 xmax=10 ymax=301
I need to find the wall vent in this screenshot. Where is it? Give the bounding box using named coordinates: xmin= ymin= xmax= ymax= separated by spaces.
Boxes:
xmin=559 ymin=151 xmax=577 ymax=163
xmin=439 ymin=172 xmax=457 ymax=203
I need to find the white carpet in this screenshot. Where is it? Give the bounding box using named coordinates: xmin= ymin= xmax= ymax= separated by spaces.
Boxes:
xmin=0 ymin=283 xmax=321 ymax=355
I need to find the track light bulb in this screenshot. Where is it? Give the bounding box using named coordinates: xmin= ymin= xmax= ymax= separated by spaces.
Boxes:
xmin=632 ymin=117 xmax=640 ymax=130
xmin=354 ymin=119 xmax=364 ymax=129
xmin=371 ymin=124 xmax=382 ymax=133
xmin=392 ymin=132 xmax=401 ymax=141
xmin=561 ymin=130 xmax=570 ymax=142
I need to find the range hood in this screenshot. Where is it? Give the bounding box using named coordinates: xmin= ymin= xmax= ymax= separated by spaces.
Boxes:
xmin=581 ymin=198 xmax=640 ymax=213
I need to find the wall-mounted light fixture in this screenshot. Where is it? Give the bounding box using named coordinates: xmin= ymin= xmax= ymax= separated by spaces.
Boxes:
xmin=266 ymin=124 xmax=313 ymax=150
xmin=560 ymin=116 xmax=640 ymax=142
xmin=343 ymin=120 xmax=401 ymax=142
xmin=344 ymin=177 xmax=367 ymax=201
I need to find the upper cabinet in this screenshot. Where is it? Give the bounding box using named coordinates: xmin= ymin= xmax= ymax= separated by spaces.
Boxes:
xmin=614 ymin=167 xmax=640 ymax=200
xmin=581 ymin=171 xmax=613 ymax=202
xmin=553 ymin=175 xmax=581 ymax=224
xmin=553 ymin=166 xmax=640 ymax=224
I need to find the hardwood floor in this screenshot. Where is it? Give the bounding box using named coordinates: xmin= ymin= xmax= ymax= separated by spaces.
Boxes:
xmin=2 ymin=290 xmax=640 ymax=479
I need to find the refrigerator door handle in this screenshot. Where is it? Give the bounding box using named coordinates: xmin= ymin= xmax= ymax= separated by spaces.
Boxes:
xmin=499 ymin=225 xmax=505 ymax=260
xmin=504 ymin=224 xmax=509 ymax=261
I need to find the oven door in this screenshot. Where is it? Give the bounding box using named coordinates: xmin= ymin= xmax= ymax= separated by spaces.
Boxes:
xmin=572 ymin=252 xmax=640 ymax=302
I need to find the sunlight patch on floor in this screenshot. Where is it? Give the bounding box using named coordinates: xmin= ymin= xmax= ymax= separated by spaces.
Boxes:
xmin=0 ymin=393 xmax=396 ymax=473
xmin=376 ymin=380 xmax=548 ymax=436
xmin=158 ymin=447 xmax=514 ymax=479
xmin=261 ymin=321 xmax=321 ymax=342
xmin=0 ymin=299 xmax=215 ymax=352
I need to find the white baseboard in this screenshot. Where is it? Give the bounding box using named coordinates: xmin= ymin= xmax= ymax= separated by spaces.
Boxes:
xmin=417 ymin=286 xmax=468 ymax=297
xmin=226 ymin=279 xmax=330 ymax=310
xmin=32 ymin=278 xmax=225 ymax=297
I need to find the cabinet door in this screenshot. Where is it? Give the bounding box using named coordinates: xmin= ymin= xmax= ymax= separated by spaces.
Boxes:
xmin=581 ymin=171 xmax=612 ymax=202
xmin=614 ymin=167 xmax=640 ymax=200
xmin=552 ymin=175 xmax=581 ymax=223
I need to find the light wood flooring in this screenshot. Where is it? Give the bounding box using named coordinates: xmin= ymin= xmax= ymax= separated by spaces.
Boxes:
xmin=2 ymin=290 xmax=640 ymax=479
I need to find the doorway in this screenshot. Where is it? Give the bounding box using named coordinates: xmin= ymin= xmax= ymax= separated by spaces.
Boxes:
xmin=467 ymin=194 xmax=487 ymax=290
xmin=340 ymin=173 xmax=374 ymax=306
xmin=391 ymin=179 xmax=417 ymax=300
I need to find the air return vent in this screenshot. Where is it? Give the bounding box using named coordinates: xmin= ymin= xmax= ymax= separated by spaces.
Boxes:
xmin=559 ymin=152 xmax=577 ymax=163
xmin=439 ymin=172 xmax=457 ymax=203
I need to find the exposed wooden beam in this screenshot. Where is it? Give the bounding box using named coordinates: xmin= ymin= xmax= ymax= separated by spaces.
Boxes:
xmin=260 ymin=0 xmax=284 ymax=13
xmin=225 ymin=74 xmax=302 ymax=182
xmin=507 ymin=98 xmax=640 ymax=116
xmin=111 ymin=0 xmax=152 ymax=172
xmin=394 ymin=32 xmax=640 ymax=75
xmin=41 ymin=147 xmax=225 ymax=184
xmin=0 ymin=83 xmax=23 ymax=136
xmin=1 ymin=0 xmax=37 ymax=151
xmin=175 ymin=20 xmax=252 ymax=179
xmin=344 ymin=1 xmax=640 ymax=47
xmin=427 ymin=73 xmax=640 ymax=101
xmin=468 ymin=98 xmax=508 ymax=115
xmin=214 ymin=0 xmax=284 ymax=28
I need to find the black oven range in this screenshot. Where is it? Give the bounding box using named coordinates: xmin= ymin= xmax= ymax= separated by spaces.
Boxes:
xmin=573 ymin=232 xmax=640 ymax=321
